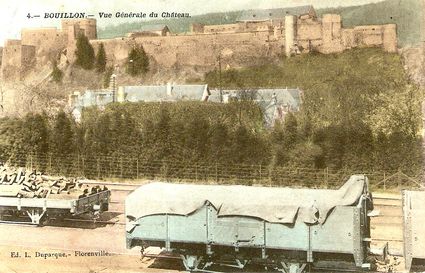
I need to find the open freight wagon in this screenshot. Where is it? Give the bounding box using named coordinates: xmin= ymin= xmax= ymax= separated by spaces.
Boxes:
xmin=0 ymin=166 xmax=111 ymax=225
xmin=126 ymin=175 xmax=373 ymax=273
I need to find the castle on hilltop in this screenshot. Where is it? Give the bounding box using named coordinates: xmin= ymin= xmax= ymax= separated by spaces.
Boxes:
xmin=1 ymin=19 xmax=96 ymax=80
xmin=0 ymin=5 xmax=397 ymax=81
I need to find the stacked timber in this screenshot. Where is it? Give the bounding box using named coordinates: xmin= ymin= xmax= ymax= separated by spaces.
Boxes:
xmin=0 ymin=165 xmax=107 ymax=198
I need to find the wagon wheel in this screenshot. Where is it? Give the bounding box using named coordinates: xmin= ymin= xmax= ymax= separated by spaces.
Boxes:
xmin=181 ymin=255 xmax=212 ymax=272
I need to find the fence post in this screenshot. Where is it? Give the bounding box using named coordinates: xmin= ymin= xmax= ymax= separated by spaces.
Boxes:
xmin=120 ymin=157 xmax=123 ymax=178
xmin=97 ymin=158 xmax=100 ymax=179
xmin=82 ymin=157 xmax=85 ymax=177
xmin=195 ymin=165 xmax=198 ymax=182
xmin=136 ymin=158 xmax=139 ymax=180
xmin=383 ymin=171 xmax=386 ymax=191
xmin=215 ymin=163 xmax=218 ymax=182
xmin=398 ymin=170 xmax=401 ymax=188
xmin=77 ymin=153 xmax=80 ymax=177
xmin=268 ymin=167 xmax=272 ymax=186
xmin=259 ymin=164 xmax=262 ymax=182
xmin=323 ymin=167 xmax=328 ymax=187
xmin=48 ymin=154 xmax=52 ymax=173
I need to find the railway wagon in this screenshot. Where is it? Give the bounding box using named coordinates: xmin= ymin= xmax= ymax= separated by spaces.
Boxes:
xmin=403 ymin=190 xmax=425 ymax=272
xmin=0 ymin=189 xmax=111 ymax=225
xmin=126 ymin=175 xmax=373 ymax=273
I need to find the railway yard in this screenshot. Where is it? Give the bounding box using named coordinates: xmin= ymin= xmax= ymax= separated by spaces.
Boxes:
xmin=0 ymin=181 xmax=408 ymax=273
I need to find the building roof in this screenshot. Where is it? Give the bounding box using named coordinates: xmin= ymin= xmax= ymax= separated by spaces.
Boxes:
xmin=122 ymin=84 xmax=209 ymax=102
xmin=140 ymin=24 xmax=169 ymax=32
xmin=208 ymin=88 xmax=303 ymax=126
xmin=237 ymin=5 xmax=315 ymax=22
xmin=78 ymin=89 xmax=113 ymax=107
xmin=72 ymin=84 xmax=209 ymax=110
xmin=209 ymin=88 xmax=302 ymax=106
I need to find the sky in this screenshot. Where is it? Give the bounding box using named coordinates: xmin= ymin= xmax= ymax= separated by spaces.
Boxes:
xmin=0 ymin=0 xmax=387 ymax=45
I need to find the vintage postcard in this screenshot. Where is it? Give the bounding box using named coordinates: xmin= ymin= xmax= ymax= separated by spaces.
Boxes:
xmin=0 ymin=0 xmax=424 ymax=272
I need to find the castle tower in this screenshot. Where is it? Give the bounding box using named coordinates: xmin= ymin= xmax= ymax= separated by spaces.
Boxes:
xmin=62 ymin=19 xmax=97 ymax=40
xmin=78 ymin=19 xmax=97 ymax=39
xmin=321 ymin=14 xmax=344 ymax=53
xmin=1 ymin=40 xmax=36 ymax=80
xmin=382 ymin=24 xmax=397 ymax=53
xmin=284 ymin=15 xmax=297 ymax=57
xmin=63 ymin=19 xmax=97 ymax=63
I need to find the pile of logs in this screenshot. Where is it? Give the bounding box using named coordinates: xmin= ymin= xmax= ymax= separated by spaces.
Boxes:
xmin=0 ymin=165 xmax=104 ymax=198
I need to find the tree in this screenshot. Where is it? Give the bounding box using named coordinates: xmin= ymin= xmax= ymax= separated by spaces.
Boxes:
xmin=183 ymin=115 xmax=210 ymax=161
xmin=209 ymin=123 xmax=229 ymax=163
xmin=50 ymin=111 xmax=75 ymax=156
xmin=21 ymin=114 xmax=49 ymax=169
xmin=288 ymin=141 xmax=323 ymax=168
xmin=270 ymin=113 xmax=299 ymax=166
xmin=231 ymin=125 xmax=250 ymax=163
xmin=95 ymin=43 xmax=107 ymax=73
xmin=51 ymin=61 xmax=63 ymax=83
xmin=103 ymin=66 xmax=113 ymax=88
xmin=126 ymin=46 xmax=149 ymax=76
xmin=75 ymin=33 xmax=95 ymax=70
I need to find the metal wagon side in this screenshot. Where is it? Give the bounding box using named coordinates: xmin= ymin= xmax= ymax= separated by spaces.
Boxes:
xmin=126 ymin=175 xmax=372 ymax=273
xmin=403 ymin=190 xmax=425 ymax=272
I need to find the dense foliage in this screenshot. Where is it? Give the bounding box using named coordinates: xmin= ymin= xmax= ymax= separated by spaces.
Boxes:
xmin=126 ymin=46 xmax=149 ymax=76
xmin=0 ymin=48 xmax=422 ymax=174
xmin=205 ymin=48 xmax=423 ymax=170
xmin=0 ymin=103 xmax=269 ymax=168
xmin=95 ymin=43 xmax=107 ymax=73
xmin=75 ymin=33 xmax=95 ymax=70
xmin=103 ymin=66 xmax=114 ymax=88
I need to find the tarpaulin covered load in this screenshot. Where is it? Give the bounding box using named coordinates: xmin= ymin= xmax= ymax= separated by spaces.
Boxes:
xmin=126 ymin=175 xmax=368 ymax=224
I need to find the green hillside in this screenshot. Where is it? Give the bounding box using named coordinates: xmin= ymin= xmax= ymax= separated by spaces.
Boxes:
xmin=204 ymin=48 xmax=423 ymax=170
xmin=98 ymin=0 xmax=422 ymax=47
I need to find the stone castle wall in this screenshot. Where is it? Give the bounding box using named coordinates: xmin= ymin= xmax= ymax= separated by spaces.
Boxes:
xmin=1 ymin=39 xmax=35 ymax=80
xmin=191 ymin=13 xmax=397 ymax=55
xmin=0 ymin=13 xmax=398 ymax=81
xmin=89 ymin=13 xmax=397 ymax=70
xmin=91 ymin=30 xmax=282 ymax=71
xmin=21 ymin=28 xmax=68 ymax=66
